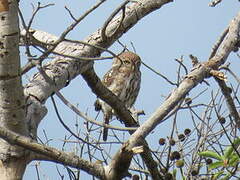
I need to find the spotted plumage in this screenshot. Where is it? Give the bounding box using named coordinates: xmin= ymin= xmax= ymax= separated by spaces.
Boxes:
xmin=95 ymin=51 xmax=141 ymax=141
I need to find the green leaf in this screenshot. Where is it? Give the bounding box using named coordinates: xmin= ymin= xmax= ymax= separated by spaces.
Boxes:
xmin=208 ymin=161 xmax=224 ymax=170
xmin=233 ymin=137 xmax=240 ymax=146
xmin=228 ymin=154 xmax=239 ymax=166
xmin=223 ymin=146 xmax=234 ymax=159
xmin=212 ymin=170 xmax=224 ymax=180
xmin=224 ymin=138 xmax=240 ymax=159
xmin=220 ymin=172 xmax=231 ymax=180
xmin=199 ymin=151 xmax=222 ymax=160
xmin=172 ymin=169 xmax=177 ymax=178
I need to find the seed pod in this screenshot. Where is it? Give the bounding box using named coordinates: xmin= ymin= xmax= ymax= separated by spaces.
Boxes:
xmin=132 ymin=174 xmax=139 ymax=180
xmin=191 ymin=169 xmax=198 ymax=176
xmin=176 ymin=160 xmax=184 ymax=168
xmin=159 ymin=138 xmax=166 ymax=145
xmin=219 ymin=117 xmax=226 ymax=124
xmin=184 ymin=128 xmax=191 ymax=136
xmin=171 ymin=151 xmax=181 ymax=160
xmin=206 ymin=158 xmax=213 ymax=165
xmin=178 ymin=134 xmax=185 ymax=142
xmin=169 ymin=138 xmax=176 ymax=146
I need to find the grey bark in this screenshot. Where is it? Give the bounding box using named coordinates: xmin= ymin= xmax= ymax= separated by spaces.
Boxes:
xmin=0 ymin=0 xmax=29 ymax=179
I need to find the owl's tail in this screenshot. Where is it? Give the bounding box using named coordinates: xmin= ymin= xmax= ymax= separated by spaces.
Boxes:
xmin=94 ymin=99 xmax=102 ymax=111
xmin=103 ymin=114 xmax=110 ymax=141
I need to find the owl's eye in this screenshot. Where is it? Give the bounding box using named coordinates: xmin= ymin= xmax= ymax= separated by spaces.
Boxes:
xmin=123 ymin=60 xmax=130 ymax=65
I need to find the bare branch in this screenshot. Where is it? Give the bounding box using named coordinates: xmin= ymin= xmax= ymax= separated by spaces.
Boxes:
xmin=214 ymin=78 xmax=240 ymax=127
xmin=21 ymin=0 xmax=106 ymax=74
xmin=104 ymin=143 xmax=144 ymax=179
xmin=220 ymin=63 xmax=240 ymax=84
xmin=24 ymin=0 xmax=172 ymax=135
xmin=209 ymin=27 xmax=229 ymax=59
xmin=81 ymin=67 xmax=163 ymax=179
xmin=22 ymin=0 xmax=172 ymax=178
xmin=101 ymin=0 xmax=129 ymax=41
xmin=0 ymin=126 xmax=105 ymax=179
xmin=82 ymin=68 xmax=138 ymax=129
xmin=55 ymin=91 xmax=138 ymax=131
xmin=118 ymin=11 xmax=240 ymax=175
xmin=209 ymin=0 xmax=222 ymax=7
xmin=50 ymin=95 xmax=101 ymax=150
xmin=142 ymin=60 xmax=177 ymax=86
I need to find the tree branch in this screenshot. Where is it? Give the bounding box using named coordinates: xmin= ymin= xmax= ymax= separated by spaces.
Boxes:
xmin=214 ymin=77 xmax=240 ymax=127
xmin=23 ymin=0 xmax=172 ymax=130
xmin=82 ymin=67 xmax=163 ymax=179
xmin=108 ymin=10 xmax=240 ymax=179
xmin=0 ymin=126 xmax=105 ymax=179
xmin=55 ymin=91 xmax=137 ymax=131
xmin=22 ymin=0 xmax=172 ymax=178
xmin=82 ymin=68 xmax=138 ymax=128
xmin=126 ymin=10 xmax=240 ymax=150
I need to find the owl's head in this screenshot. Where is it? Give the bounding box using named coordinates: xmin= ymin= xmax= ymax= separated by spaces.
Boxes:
xmin=112 ymin=51 xmax=141 ymax=71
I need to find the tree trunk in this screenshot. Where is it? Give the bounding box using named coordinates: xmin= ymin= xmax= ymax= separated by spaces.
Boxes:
xmin=0 ymin=0 xmax=28 ymax=179
xmin=0 ymin=158 xmax=28 ymax=180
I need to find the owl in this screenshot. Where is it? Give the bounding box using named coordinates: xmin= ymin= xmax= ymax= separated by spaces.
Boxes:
xmin=94 ymin=51 xmax=141 ymax=141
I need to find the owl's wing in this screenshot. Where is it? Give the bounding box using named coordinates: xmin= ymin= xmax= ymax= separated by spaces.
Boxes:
xmin=94 ymin=68 xmax=118 ymax=111
xmin=103 ymin=68 xmax=132 ymax=98
xmin=100 ymin=68 xmax=123 ymax=141
xmin=102 ymin=68 xmax=119 ymax=87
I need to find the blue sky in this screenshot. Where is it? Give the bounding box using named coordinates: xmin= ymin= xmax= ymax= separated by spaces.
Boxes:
xmin=20 ymin=0 xmax=240 ymax=179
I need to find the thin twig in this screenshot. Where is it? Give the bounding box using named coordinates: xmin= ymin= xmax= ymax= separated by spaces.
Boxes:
xmin=18 ymin=3 xmax=54 ymax=62
xmin=212 ymin=93 xmax=240 ymax=158
xmin=21 ymin=0 xmax=106 ymax=74
xmin=55 ymin=92 xmax=138 ymax=131
xmin=209 ymin=0 xmax=223 ymax=7
xmin=220 ymin=64 xmax=240 ymax=84
xmin=175 ymin=57 xmax=188 ymax=75
xmin=65 ymin=6 xmax=77 ymax=21
xmin=0 ymin=126 xmax=105 ymax=179
xmin=142 ymin=61 xmax=177 ymax=86
xmin=101 ymin=0 xmax=129 ymax=41
xmin=214 ymin=77 xmax=240 ymax=128
xmin=50 ymin=95 xmax=101 ymax=150
xmin=64 ymin=39 xmax=119 ymax=58
xmin=209 ymin=27 xmax=229 ymax=59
